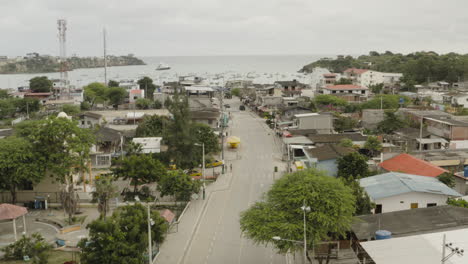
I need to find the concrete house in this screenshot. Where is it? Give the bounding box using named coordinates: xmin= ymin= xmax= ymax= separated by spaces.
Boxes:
xmin=321 ymin=84 xmax=369 ymax=102
xmin=304 ymin=144 xmax=355 ymax=176
xmin=293 ymin=113 xmax=333 ymax=134
xmin=424 ymin=116 xmax=468 ymax=140
xmin=360 ymin=172 xmax=461 ymax=214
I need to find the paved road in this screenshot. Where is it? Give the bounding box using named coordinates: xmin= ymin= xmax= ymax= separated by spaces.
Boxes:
xmin=157 ymin=98 xmax=286 ymax=264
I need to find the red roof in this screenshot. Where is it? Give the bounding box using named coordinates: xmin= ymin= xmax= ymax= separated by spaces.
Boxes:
xmin=344 ymin=68 xmax=368 ymax=75
xmin=323 ymin=73 xmax=337 ymax=77
xmin=379 ymin=153 xmax=448 ymax=177
xmin=325 ymin=84 xmax=367 ymax=90
xmin=0 ymin=204 xmax=27 ymax=220
xmin=160 ymin=209 xmax=175 ymax=223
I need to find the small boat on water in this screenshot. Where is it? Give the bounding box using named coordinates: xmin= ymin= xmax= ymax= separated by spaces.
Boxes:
xmin=156 ymin=63 xmax=171 ymax=71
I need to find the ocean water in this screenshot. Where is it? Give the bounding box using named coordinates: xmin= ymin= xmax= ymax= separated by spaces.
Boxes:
xmin=0 ymin=55 xmax=329 ymax=89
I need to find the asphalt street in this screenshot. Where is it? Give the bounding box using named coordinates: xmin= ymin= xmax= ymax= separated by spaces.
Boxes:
xmin=157 ymin=98 xmax=287 ymax=264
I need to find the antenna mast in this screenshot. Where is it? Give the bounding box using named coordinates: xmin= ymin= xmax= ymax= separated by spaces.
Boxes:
xmin=57 ymin=19 xmax=69 ymax=99
xmin=103 ymin=28 xmax=107 ymax=85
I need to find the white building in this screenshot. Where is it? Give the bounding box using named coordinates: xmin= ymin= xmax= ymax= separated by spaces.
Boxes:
xmin=360 ymin=70 xmax=403 ymax=87
xmin=359 ymin=172 xmax=461 ymax=214
xmin=322 ymin=84 xmax=369 ymax=97
xmin=450 ymin=93 xmax=468 ymax=108
xmin=293 ymin=113 xmax=333 ymax=133
xmin=132 ymin=137 xmax=162 ymax=153
xmin=361 ymin=228 xmax=468 ymax=264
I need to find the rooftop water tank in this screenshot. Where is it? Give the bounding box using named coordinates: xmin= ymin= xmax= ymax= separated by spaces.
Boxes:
xmin=375 ymin=230 xmax=392 ymax=240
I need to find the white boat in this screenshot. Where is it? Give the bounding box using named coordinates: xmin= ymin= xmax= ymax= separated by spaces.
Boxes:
xmin=156 ymin=63 xmax=171 ymax=71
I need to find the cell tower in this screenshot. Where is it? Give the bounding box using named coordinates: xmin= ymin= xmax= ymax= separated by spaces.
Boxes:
xmin=57 ymin=19 xmax=69 ymax=99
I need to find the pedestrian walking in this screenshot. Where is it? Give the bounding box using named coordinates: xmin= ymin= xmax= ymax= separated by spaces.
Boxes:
xmin=230 ymin=164 xmax=233 ymax=171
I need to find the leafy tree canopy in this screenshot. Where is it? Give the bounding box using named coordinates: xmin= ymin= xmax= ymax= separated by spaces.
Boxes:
xmin=79 ymin=203 xmax=168 ymax=264
xmin=376 ymin=110 xmax=408 ymax=134
xmin=106 ymin=87 xmax=127 ymax=106
xmin=437 ymin=172 xmax=455 ymax=188
xmin=363 ymin=136 xmax=383 ymax=157
xmin=158 ymin=170 xmax=201 ymax=201
xmin=360 ymin=94 xmax=410 ymax=109
xmin=112 ymin=155 xmax=166 ymax=193
xmin=108 ymin=80 xmax=119 ymax=87
xmin=135 ymin=115 xmax=171 ymax=137
xmin=0 ymin=137 xmax=45 ymax=204
xmin=61 ymin=104 xmax=81 ymax=116
xmin=314 ymin=94 xmax=348 ymax=108
xmin=84 ymin=82 xmax=108 ymax=105
xmin=136 ymin=98 xmax=152 ymax=109
xmin=137 ymin=76 xmax=157 ymax=99
xmin=301 ymin=51 xmax=468 ymax=84
xmin=29 ymin=76 xmax=52 ymax=93
xmin=240 ymin=169 xmax=355 ymax=255
xmin=333 ymin=114 xmax=357 ymax=133
xmin=191 ymin=122 xmax=220 ymax=155
xmin=337 ymin=152 xmax=369 ymax=181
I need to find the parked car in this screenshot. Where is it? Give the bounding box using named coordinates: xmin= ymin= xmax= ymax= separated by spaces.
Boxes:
xmin=224 ymin=104 xmax=230 ymax=108
xmin=206 ymin=159 xmax=224 ymax=168
xmin=239 ymin=105 xmax=246 ymax=111
xmin=184 ymin=169 xmax=202 ymax=177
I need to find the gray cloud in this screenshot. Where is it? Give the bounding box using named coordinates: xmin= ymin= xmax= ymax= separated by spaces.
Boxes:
xmin=1 ymin=0 xmax=468 ymax=56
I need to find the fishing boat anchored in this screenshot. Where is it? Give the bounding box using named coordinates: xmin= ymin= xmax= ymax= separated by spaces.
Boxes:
xmin=156 ymin=63 xmax=171 ymax=71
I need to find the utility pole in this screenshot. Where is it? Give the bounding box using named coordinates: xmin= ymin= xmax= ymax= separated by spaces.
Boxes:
xmin=441 ymin=233 xmax=464 ymax=263
xmin=147 ymin=203 xmax=152 ymax=264
xmin=221 ymin=89 xmax=225 ymax=174
xmin=103 ymin=28 xmax=108 ymax=86
xmin=26 ymin=102 xmax=29 ymax=119
xmin=419 ymin=116 xmax=423 ymax=152
xmin=202 ymin=143 xmax=206 ymax=199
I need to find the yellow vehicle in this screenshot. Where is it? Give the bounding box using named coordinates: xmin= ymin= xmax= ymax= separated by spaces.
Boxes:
xmin=185 ymin=169 xmax=202 ymax=177
xmin=168 ymin=163 xmax=177 ymax=170
xmin=206 ymin=160 xmax=224 ymax=168
xmin=294 ymin=161 xmax=304 ymax=170
xmin=227 ymin=136 xmax=241 ymax=148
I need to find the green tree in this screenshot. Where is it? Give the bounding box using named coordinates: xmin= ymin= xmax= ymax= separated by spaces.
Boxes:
xmin=447 ymin=198 xmax=468 ymax=208
xmin=30 ymin=117 xmax=94 ymax=222
xmin=0 ymin=89 xmax=10 ymax=98
xmin=158 ymin=170 xmax=201 ymax=201
xmin=84 ymin=82 xmax=107 ymax=106
xmin=29 ymin=76 xmax=52 ymax=93
xmin=231 ymin=88 xmax=241 ymax=97
xmin=108 ymin=80 xmax=119 ymax=87
xmin=339 ymin=138 xmax=354 ymax=148
xmin=165 ymin=91 xmax=195 ymax=169
xmin=369 ymin=83 xmax=384 ymax=94
xmin=1 ymin=233 xmax=51 ymax=263
xmin=240 ymin=169 xmax=355 ymax=259
xmin=153 ymin=100 xmax=163 ymax=109
xmin=0 ymin=98 xmax=15 ymax=119
xmin=361 ymin=94 xmax=409 ymax=109
xmin=348 ymin=180 xmax=374 ymax=216
xmin=112 ymin=155 xmax=166 ymax=193
xmin=136 ymin=98 xmax=152 ymax=109
xmin=15 ymin=98 xmax=40 ymax=115
xmin=61 ymin=104 xmax=81 ymax=116
xmin=337 ymin=152 xmax=369 ymax=181
xmin=314 ymin=94 xmax=348 ymax=108
xmin=106 ymin=87 xmax=127 ymax=106
xmin=0 ymin=137 xmax=44 ymax=204
xmin=437 ymin=172 xmax=455 ymax=188
xmin=79 ymin=203 xmax=168 ymax=264
xmin=335 ymin=78 xmax=353 ymax=85
xmin=135 ymin=115 xmax=170 ymax=137
xmin=92 ymin=174 xmax=118 ymax=219
xmin=137 ymin=76 xmax=157 ymax=99
xmin=80 ymin=101 xmax=91 ymax=111
xmin=191 ymin=123 xmax=220 ymax=155
xmin=333 ymin=115 xmax=357 ymax=132
xmin=376 ymin=110 xmax=407 ymax=134
xmin=364 ymin=136 xmax=383 ymax=157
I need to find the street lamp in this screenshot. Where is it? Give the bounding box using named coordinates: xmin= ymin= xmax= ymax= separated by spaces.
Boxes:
xmin=302 ymin=201 xmax=311 ymax=264
xmin=135 ymin=196 xmax=154 ymax=264
xmin=194 ymin=143 xmax=206 ymax=199
xmin=273 ymin=200 xmax=311 ymax=264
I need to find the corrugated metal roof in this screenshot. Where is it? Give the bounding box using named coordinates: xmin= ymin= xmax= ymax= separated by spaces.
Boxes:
xmin=359 ymin=172 xmax=461 ymax=200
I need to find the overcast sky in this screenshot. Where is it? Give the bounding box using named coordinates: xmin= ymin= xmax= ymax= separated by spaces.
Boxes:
xmin=2 ymin=0 xmax=468 ymax=57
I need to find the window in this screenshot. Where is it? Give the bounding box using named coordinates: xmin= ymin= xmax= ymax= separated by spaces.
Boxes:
xmin=427 ymin=203 xmax=437 ymax=207
xmin=18 ymin=181 xmax=33 ymax=191
xmin=81 ymin=121 xmax=85 ymax=125
xmin=97 ymin=155 xmax=111 ymax=166
xmin=332 ymin=91 xmax=337 ymax=94
xmin=375 ymin=204 xmax=382 ymax=214
xmin=410 ymin=203 xmax=419 ymax=209
xmin=361 ymin=90 xmax=365 ymax=94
